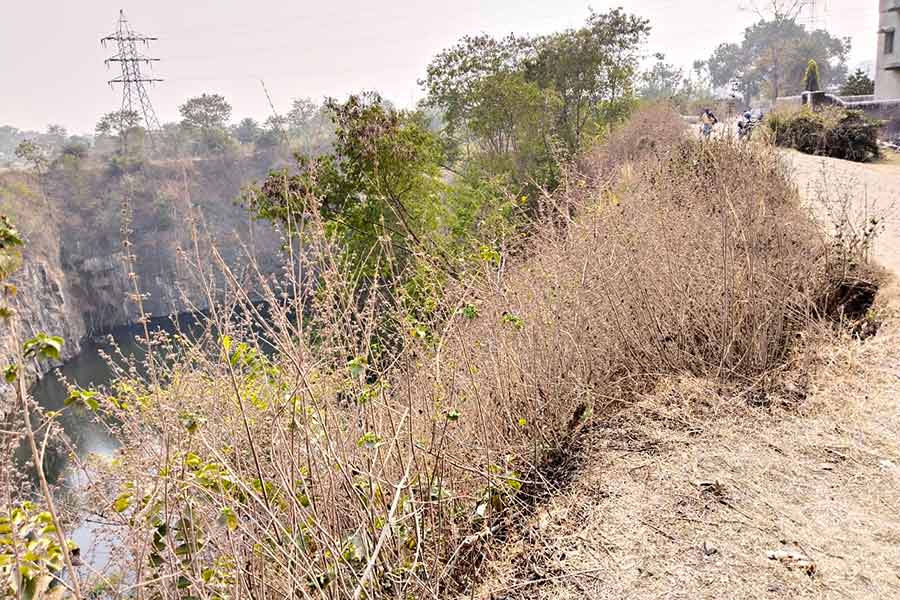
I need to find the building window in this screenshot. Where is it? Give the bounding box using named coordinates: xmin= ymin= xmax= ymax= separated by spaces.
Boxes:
xmin=887 ymin=30 xmax=896 ymax=55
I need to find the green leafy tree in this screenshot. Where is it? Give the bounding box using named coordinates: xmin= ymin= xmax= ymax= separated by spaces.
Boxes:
xmin=465 ymin=71 xmax=561 ymax=184
xmin=96 ymin=110 xmax=141 ymax=138
xmin=421 ymin=33 xmax=533 ymax=140
xmin=841 ymin=68 xmax=875 ymax=96
xmin=179 ymin=94 xmax=236 ymax=155
xmin=248 ymin=93 xmax=521 ymax=354
xmin=249 ymin=92 xmax=446 ymax=273
xmin=524 ymin=9 xmax=650 ymax=153
xmin=286 ymin=98 xmax=332 ymax=153
xmin=286 ymin=98 xmax=319 ymax=133
xmin=701 ymin=18 xmax=849 ymax=102
xmin=58 ymin=142 xmax=89 ymax=167
xmin=422 ymin=8 xmax=649 ymax=188
xmin=233 ymin=117 xmax=261 ymax=144
xmin=179 ymin=93 xmax=233 ymax=131
xmin=14 ymin=140 xmax=48 ymax=173
xmin=45 ymin=124 xmax=66 ymax=138
xmin=640 ymin=53 xmax=687 ymax=101
xmin=157 ymin=122 xmax=189 ymax=157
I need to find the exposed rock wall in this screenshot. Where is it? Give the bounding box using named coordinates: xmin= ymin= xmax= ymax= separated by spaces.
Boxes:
xmin=0 ymin=155 xmax=282 ymax=379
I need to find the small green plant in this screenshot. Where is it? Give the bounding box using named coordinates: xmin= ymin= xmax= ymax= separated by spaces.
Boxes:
xmin=0 ymin=502 xmax=78 ymax=599
xmin=0 ymin=216 xmax=23 ymax=283
xmin=501 ymin=311 xmax=525 ymax=330
xmin=23 ymin=333 xmax=64 ymax=361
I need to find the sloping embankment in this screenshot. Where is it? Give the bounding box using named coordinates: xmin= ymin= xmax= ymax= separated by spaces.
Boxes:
xmin=474 ymin=151 xmax=900 ymax=600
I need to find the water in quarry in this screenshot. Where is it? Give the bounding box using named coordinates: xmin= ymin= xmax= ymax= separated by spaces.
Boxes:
xmin=27 ymin=305 xmax=281 ymax=567
xmin=28 ymin=313 xmax=206 ymax=566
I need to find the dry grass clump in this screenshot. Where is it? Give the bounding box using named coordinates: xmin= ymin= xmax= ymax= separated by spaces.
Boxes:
xmin=583 ymin=101 xmax=687 ymax=177
xmin=63 ymin=118 xmax=870 ymax=599
xmin=474 ymin=287 xmax=900 ymax=600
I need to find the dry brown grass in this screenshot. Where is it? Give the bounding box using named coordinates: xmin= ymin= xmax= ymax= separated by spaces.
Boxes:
xmin=23 ymin=106 xmax=878 ymax=599
xmin=474 ymin=278 xmax=900 ymax=599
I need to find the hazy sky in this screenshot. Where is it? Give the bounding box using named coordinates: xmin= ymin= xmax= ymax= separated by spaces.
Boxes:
xmin=1 ymin=1 xmax=880 ymax=134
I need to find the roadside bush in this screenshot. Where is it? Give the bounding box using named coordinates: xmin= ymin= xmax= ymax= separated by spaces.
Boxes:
xmin=766 ymin=106 xmax=881 ymax=162
xmin=46 ymin=117 xmax=872 ymax=598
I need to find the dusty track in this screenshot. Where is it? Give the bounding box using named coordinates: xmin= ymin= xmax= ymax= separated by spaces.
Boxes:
xmin=475 ymin=151 xmax=900 ymax=600
xmin=784 ymin=150 xmax=900 ymax=275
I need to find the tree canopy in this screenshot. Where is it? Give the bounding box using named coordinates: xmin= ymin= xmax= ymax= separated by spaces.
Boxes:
xmin=640 ymin=54 xmax=687 ymax=101
xmin=702 ymin=18 xmax=849 ymax=102
xmin=421 ymin=8 xmax=649 ymax=168
xmin=249 ymin=93 xmax=445 ymax=273
xmin=179 ymin=94 xmax=233 ymax=130
xmin=96 ymin=110 xmax=141 ymax=138
xmin=841 ymin=69 xmax=875 ymax=96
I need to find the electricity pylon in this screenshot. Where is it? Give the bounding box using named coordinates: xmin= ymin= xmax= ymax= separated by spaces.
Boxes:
xmin=101 ymin=10 xmax=163 ymax=135
xmin=802 ymin=0 xmax=829 ymax=31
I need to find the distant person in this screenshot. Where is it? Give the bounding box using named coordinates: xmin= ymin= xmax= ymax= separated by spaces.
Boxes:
xmin=700 ymin=108 xmax=718 ymax=139
xmin=737 ymin=108 xmax=764 ymax=141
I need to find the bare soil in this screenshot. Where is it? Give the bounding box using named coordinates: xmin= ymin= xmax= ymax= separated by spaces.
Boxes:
xmin=473 ymin=151 xmax=900 ymax=599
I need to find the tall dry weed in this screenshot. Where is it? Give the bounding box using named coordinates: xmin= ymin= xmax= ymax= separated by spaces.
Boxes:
xmin=59 ymin=109 xmax=872 ymax=599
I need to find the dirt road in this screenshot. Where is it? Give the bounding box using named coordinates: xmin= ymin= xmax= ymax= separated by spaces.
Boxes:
xmin=783 ymin=150 xmax=900 ymax=276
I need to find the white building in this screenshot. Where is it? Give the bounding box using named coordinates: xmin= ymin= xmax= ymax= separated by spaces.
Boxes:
xmin=876 ymin=0 xmax=900 ymax=99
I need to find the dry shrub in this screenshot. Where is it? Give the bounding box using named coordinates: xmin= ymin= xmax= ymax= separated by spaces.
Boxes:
xmin=69 ymin=122 xmax=867 ymax=599
xmin=583 ymin=101 xmax=688 ymax=176
xmin=766 ymin=106 xmax=881 ymax=162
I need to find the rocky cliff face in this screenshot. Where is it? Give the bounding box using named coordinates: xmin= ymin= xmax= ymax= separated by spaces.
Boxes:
xmin=0 ymin=155 xmax=283 ymax=378
xmin=8 ymin=258 xmax=88 ymax=373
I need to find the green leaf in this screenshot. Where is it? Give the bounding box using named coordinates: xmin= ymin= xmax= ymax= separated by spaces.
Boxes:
xmin=504 ymin=471 xmax=523 ymax=492
xmin=347 ymin=356 xmax=367 ymax=379
xmin=23 ymin=333 xmax=64 ymax=361
xmin=113 ymin=493 xmax=132 ymax=513
xmin=0 ymin=216 xmax=24 ymax=248
xmin=179 ymin=413 xmax=203 ymax=434
xmin=446 ymin=409 xmax=461 ymax=422
xmin=357 ymin=432 xmax=384 ymax=450
xmin=3 ymin=364 xmax=17 ymax=383
xmin=501 ymin=312 xmax=524 ymax=330
xmin=65 ymin=388 xmax=99 ymax=411
xmin=218 ymin=507 xmax=238 ymax=531
xmin=221 ymin=335 xmax=232 ymax=352
xmin=479 ymin=244 xmax=501 ymax=265
xmin=184 ymin=452 xmax=202 ymax=469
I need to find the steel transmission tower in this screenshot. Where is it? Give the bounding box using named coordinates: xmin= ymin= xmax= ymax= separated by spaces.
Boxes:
xmin=101 ymin=10 xmax=163 ymax=134
xmin=802 ymin=0 xmax=830 ymax=31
